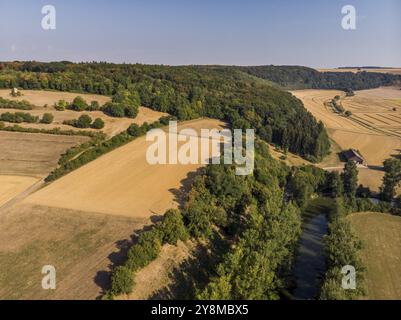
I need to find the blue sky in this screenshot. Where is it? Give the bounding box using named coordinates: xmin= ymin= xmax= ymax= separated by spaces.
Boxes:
xmin=0 ymin=0 xmax=400 ymax=67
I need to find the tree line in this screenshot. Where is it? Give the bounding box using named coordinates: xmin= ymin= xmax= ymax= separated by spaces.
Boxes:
xmin=0 ymin=61 xmax=332 ymax=161
xmin=240 ymin=65 xmax=401 ymax=90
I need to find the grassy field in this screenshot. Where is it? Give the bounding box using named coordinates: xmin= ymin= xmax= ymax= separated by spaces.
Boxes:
xmin=0 ymin=131 xmax=89 ymax=177
xmin=0 ymin=89 xmax=111 ymax=106
xmin=0 ymin=203 xmax=148 ymax=300
xmin=268 ymin=144 xmax=312 ymax=167
xmin=349 ymin=212 xmax=401 ymax=300
xmin=0 ymin=88 xmax=167 ymax=137
xmin=0 ymin=176 xmax=39 ymax=207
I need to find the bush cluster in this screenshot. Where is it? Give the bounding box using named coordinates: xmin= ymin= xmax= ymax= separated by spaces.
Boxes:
xmin=63 ymin=115 xmax=104 ymax=129
xmin=0 ymin=97 xmax=34 ymax=110
xmin=108 ymin=209 xmax=188 ymax=296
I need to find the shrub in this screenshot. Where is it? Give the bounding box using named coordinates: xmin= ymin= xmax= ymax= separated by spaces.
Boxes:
xmin=40 ymin=113 xmax=54 ymax=124
xmin=344 ymin=110 xmax=352 ymax=117
xmin=0 ymin=112 xmax=39 ymax=123
xmin=88 ymin=100 xmax=100 ymax=111
xmin=54 ymin=99 xmax=68 ymax=111
xmin=75 ymin=114 xmax=92 ymax=128
xmin=126 ymin=229 xmax=162 ymax=271
xmin=127 ymin=123 xmax=141 ymax=136
xmin=70 ymin=96 xmax=88 ymax=111
xmin=125 ymin=105 xmax=138 ymax=118
xmin=157 ymin=209 xmax=189 ymax=245
xmin=91 ymin=118 xmax=105 ymax=129
xmin=110 ymin=266 xmax=134 ymax=295
xmin=0 ymin=97 xmax=33 ymax=110
xmin=102 ymin=102 xmax=125 ymax=117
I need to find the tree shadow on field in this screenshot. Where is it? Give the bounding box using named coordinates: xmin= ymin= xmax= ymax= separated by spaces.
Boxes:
xmin=169 ymin=167 xmax=205 ymax=210
xmin=93 ymin=215 xmax=161 ymax=299
xmin=149 ymin=231 xmax=229 ymax=300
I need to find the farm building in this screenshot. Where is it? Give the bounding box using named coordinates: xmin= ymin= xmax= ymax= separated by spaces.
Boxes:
xmin=342 ymin=149 xmax=366 ymax=165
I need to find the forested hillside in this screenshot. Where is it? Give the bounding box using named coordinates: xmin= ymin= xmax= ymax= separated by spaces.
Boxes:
xmin=0 ymin=62 xmax=330 ymax=161
xmin=239 ymin=65 xmax=401 ymax=90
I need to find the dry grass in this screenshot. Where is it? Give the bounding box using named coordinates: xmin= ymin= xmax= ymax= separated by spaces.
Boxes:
xmin=0 ymin=118 xmax=224 ymax=300
xmin=25 ymin=119 xmax=225 ymax=218
xmin=317 ymin=68 xmax=401 ymax=75
xmin=0 ymin=106 xmax=168 ymax=137
xmin=348 ymin=212 xmax=401 ymax=300
xmin=0 ymin=176 xmax=39 ymax=207
xmin=0 ymin=89 xmax=168 ymax=136
xmin=0 ymin=203 xmax=149 ymax=300
xmin=117 ymin=241 xmax=193 ymax=300
xmin=0 ymin=131 xmax=89 ymax=178
xmin=268 ymin=144 xmax=312 ymax=167
xmin=0 ymin=89 xmax=111 ymax=107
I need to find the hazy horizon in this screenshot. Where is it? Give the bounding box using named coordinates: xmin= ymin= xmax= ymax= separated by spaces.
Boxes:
xmin=1 ymin=0 xmax=400 ymax=68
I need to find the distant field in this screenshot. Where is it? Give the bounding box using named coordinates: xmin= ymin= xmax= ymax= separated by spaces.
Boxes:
xmin=0 ymin=89 xmax=168 ymax=137
xmin=292 ymin=88 xmax=401 ymax=191
xmin=25 ymin=118 xmax=225 ymax=218
xmin=317 ymin=68 xmax=401 ymax=75
xmin=349 ymin=212 xmax=401 ymax=300
xmin=0 ymin=106 xmax=168 ymax=137
xmin=0 ymin=89 xmax=110 ymax=106
xmin=0 ymin=131 xmax=89 ymax=177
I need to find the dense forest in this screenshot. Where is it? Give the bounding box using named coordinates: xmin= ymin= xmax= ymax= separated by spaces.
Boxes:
xmin=239 ymin=65 xmax=401 ymax=90
xmin=0 ymin=61 xmax=333 ymax=160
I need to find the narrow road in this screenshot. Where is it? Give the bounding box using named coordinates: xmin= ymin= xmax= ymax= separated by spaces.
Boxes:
xmin=0 ymin=179 xmax=44 ymax=213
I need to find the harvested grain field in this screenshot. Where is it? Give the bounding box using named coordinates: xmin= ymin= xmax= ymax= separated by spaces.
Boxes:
xmin=0 ymin=118 xmax=225 ymax=300
xmin=0 ymin=131 xmax=89 ymax=177
xmin=25 ymin=118 xmax=225 ymax=218
xmin=0 ymin=203 xmax=149 ymax=300
xmin=349 ymin=212 xmax=401 ymax=300
xmin=0 ymin=89 xmax=110 ymax=107
xmin=0 ymin=175 xmax=39 ymax=207
xmin=292 ymin=88 xmax=401 ymax=191
xmin=317 ymin=68 xmax=401 ymax=75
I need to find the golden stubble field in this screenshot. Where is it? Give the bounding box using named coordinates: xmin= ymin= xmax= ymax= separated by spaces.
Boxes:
xmin=349 ymin=212 xmax=401 ymax=300
xmin=0 ymin=131 xmax=90 ymax=208
xmin=317 ymin=68 xmax=401 ymax=75
xmin=25 ymin=118 xmax=225 ymax=218
xmin=0 ymin=118 xmax=225 ymax=299
xmin=292 ymin=87 xmax=401 ymax=192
